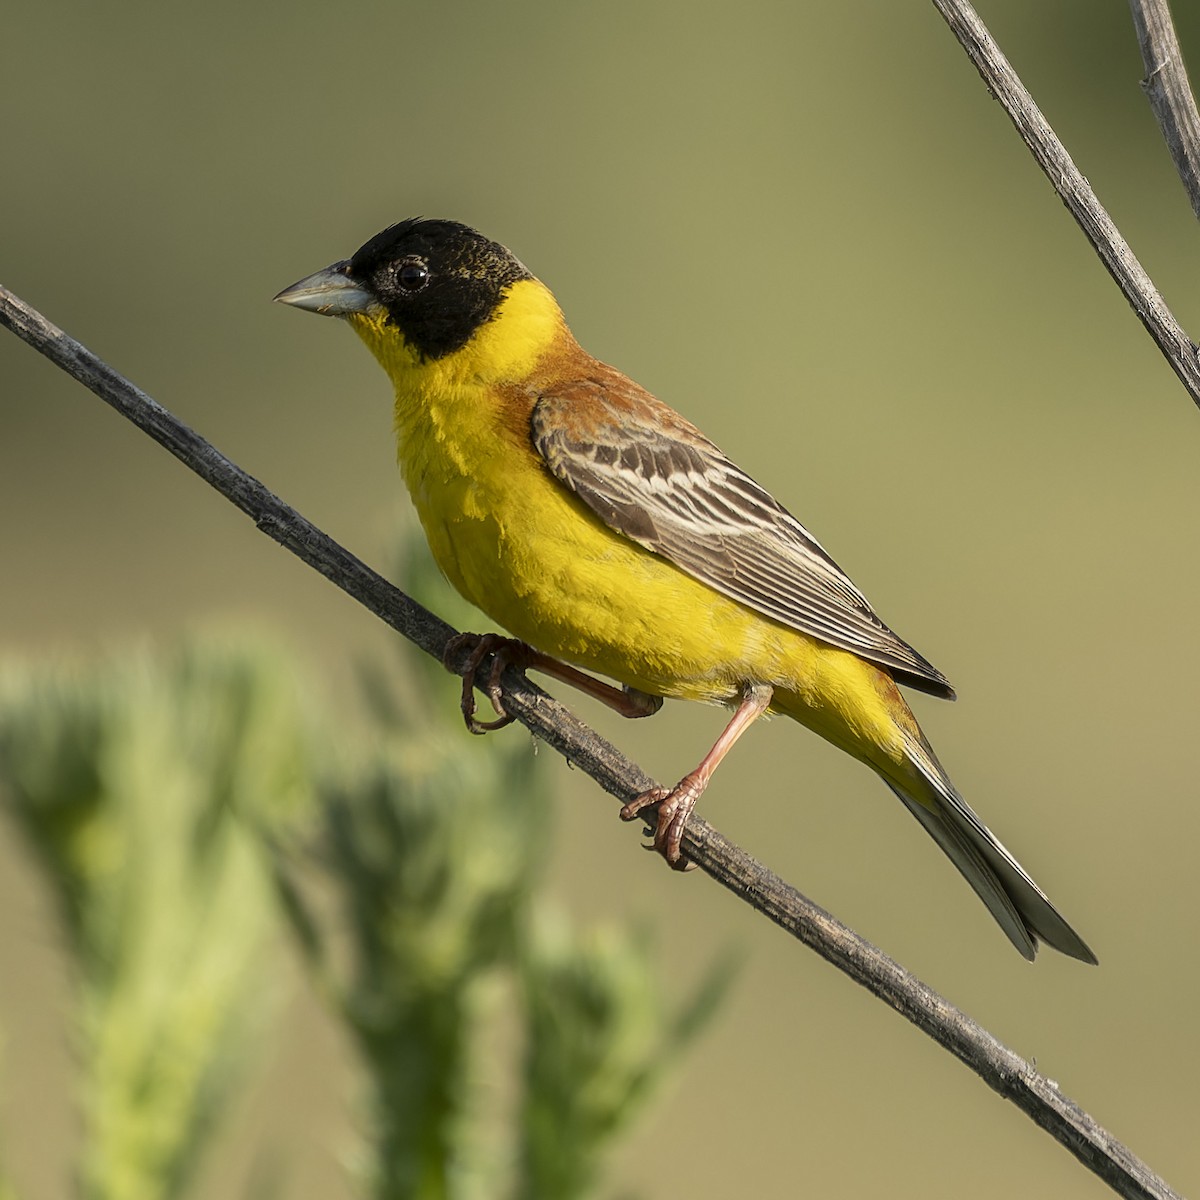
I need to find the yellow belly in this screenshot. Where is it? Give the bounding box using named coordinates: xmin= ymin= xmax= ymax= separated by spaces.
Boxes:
xmin=399 ymin=404 xmax=911 ymax=780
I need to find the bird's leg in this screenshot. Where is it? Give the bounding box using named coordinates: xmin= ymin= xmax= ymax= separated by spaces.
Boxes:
xmin=528 ymin=655 xmax=663 ymax=718
xmin=620 ymin=682 xmax=773 ymax=869
xmin=444 ymin=632 xmax=664 ymax=735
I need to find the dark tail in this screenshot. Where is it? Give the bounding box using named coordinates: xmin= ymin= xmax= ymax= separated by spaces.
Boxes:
xmin=886 ymin=731 xmax=1096 ymax=963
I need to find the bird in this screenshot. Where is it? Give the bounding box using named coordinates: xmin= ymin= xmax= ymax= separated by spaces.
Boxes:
xmin=275 ymin=217 xmax=1096 ymax=964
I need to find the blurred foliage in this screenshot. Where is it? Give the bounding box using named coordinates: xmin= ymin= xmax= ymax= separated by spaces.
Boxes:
xmin=518 ymin=917 xmax=733 ymax=1200
xmin=0 ymin=542 xmax=731 ymax=1200
xmin=0 ymin=643 xmax=306 ymax=1200
xmin=268 ymin=701 xmax=552 ymax=1200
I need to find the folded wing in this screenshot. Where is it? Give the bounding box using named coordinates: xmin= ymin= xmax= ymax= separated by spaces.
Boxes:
xmin=531 ymin=377 xmax=954 ymax=698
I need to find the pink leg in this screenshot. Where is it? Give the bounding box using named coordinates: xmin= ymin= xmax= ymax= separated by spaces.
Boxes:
xmin=444 ymin=632 xmax=663 ymax=735
xmin=620 ymin=682 xmax=773 ymax=869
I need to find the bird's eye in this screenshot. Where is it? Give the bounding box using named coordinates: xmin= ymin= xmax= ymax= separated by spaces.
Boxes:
xmin=395 ymin=259 xmax=430 ymax=293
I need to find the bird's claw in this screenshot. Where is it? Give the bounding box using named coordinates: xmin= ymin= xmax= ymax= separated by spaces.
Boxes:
xmin=620 ymin=779 xmax=702 ymax=871
xmin=443 ymin=632 xmax=526 ymax=734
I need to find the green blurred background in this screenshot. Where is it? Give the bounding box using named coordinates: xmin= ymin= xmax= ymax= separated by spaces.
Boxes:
xmin=3 ymin=1 xmax=1199 ymax=1196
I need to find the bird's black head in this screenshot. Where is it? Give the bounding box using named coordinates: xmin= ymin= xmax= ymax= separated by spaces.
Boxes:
xmin=346 ymin=218 xmax=534 ymax=361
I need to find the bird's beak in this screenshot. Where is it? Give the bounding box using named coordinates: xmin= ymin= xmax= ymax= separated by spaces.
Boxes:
xmin=273 ymin=260 xmax=377 ymax=317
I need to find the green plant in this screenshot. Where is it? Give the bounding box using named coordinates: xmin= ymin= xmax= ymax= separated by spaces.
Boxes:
xmin=0 ymin=642 xmax=309 ymax=1200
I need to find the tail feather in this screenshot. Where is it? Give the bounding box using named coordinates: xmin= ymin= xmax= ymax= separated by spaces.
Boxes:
xmin=890 ymin=734 xmax=1097 ymax=965
xmin=885 ymin=782 xmax=1035 ymax=959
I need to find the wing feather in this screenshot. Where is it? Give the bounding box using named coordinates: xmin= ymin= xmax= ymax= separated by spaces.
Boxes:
xmin=531 ymin=379 xmax=954 ymax=698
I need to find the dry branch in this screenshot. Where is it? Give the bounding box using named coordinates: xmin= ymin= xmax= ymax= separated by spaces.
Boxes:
xmin=932 ymin=0 xmax=1200 ymax=411
xmin=1129 ymin=0 xmax=1200 ymax=221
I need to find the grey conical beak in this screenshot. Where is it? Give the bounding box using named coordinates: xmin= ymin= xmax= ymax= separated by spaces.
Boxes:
xmin=273 ymin=260 xmax=377 ymax=316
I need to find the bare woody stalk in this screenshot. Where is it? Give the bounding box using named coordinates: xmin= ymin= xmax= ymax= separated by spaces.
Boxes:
xmin=931 ymin=0 xmax=1200 ymax=412
xmin=0 ymin=286 xmax=1181 ymax=1200
xmin=1129 ymin=0 xmax=1200 ymax=220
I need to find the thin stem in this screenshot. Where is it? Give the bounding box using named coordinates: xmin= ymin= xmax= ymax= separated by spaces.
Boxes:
xmin=0 ymin=283 xmax=1181 ymax=1200
xmin=931 ymin=0 xmax=1200 ymax=412
xmin=1130 ymin=0 xmax=1200 ymax=221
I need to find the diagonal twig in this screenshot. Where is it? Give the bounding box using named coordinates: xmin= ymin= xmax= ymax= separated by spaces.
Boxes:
xmin=1129 ymin=0 xmax=1200 ymax=221
xmin=0 ymin=283 xmax=1182 ymax=1200
xmin=931 ymin=0 xmax=1200 ymax=412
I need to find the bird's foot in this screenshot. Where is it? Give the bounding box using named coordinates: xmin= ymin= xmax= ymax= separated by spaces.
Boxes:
xmin=619 ymin=775 xmax=707 ymax=871
xmin=443 ymin=632 xmax=533 ymax=734
xmin=445 ymin=633 xmax=665 ymax=734
xmin=619 ymin=683 xmax=771 ymax=871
